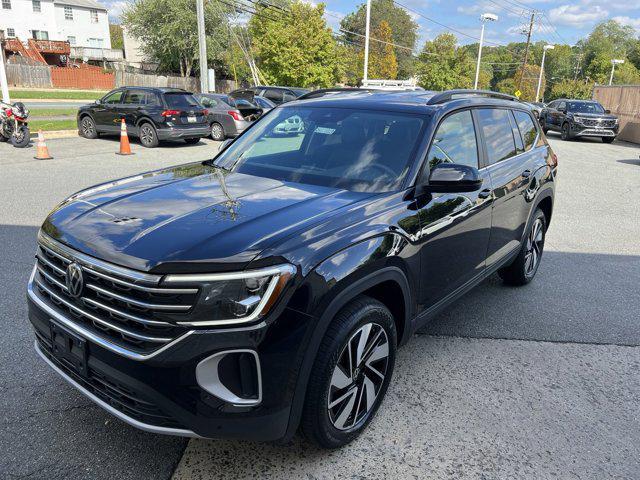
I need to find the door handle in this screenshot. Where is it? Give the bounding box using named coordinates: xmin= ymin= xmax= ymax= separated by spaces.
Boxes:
xmin=521 ymin=169 xmax=532 ymax=178
xmin=478 ymin=189 xmax=492 ymax=199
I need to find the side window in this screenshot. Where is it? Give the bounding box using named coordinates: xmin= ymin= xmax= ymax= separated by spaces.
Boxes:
xmin=425 ymin=110 xmax=478 ymax=170
xmin=509 ymin=111 xmax=524 ymax=154
xmin=145 ymin=92 xmax=161 ymax=106
xmin=558 ymin=101 xmax=566 ymax=112
xmin=199 ymin=96 xmax=215 ymax=108
xmin=477 ymin=108 xmax=517 ymax=165
xmin=264 ymin=89 xmax=284 ymax=104
xmin=283 ymin=91 xmax=297 ymax=102
xmin=102 ymin=90 xmax=123 ymax=104
xmin=547 ymin=101 xmax=557 ymax=110
xmin=123 ymin=90 xmax=145 ymax=105
xmin=513 ymin=110 xmax=538 ymax=151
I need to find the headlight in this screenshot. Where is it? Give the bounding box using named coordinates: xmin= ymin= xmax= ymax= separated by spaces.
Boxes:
xmin=573 ymin=116 xmax=584 ymax=124
xmin=163 ymin=264 xmax=296 ymax=326
xmin=614 ymin=118 xmax=620 ymax=124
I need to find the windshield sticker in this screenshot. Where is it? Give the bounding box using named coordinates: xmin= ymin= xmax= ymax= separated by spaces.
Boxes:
xmin=314 ymin=127 xmax=336 ymax=135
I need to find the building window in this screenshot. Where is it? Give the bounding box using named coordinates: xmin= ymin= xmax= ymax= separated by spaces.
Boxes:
xmin=64 ymin=6 xmax=73 ymax=20
xmin=32 ymin=30 xmax=49 ymax=40
xmin=88 ymin=38 xmax=104 ymax=48
xmin=90 ymin=9 xmax=98 ymax=23
xmin=67 ymin=36 xmax=76 ymax=45
xmin=32 ymin=0 xmax=40 ymax=11
xmin=2 ymin=0 xmax=11 ymax=10
xmin=7 ymin=28 xmax=15 ymax=37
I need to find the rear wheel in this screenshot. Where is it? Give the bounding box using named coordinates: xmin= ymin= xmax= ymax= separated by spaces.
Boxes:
xmin=602 ymin=136 xmax=615 ymax=144
xmin=301 ymin=296 xmax=397 ymax=448
xmin=540 ymin=118 xmax=549 ymax=134
xmin=561 ymin=122 xmax=572 ymax=141
xmin=210 ymin=122 xmax=225 ymax=141
xmin=139 ymin=122 xmax=159 ymax=148
xmin=79 ymin=115 xmax=98 ymax=139
xmin=184 ymin=138 xmax=200 ymax=145
xmin=0 ymin=133 xmax=8 ymax=142
xmin=498 ymin=208 xmax=546 ymax=286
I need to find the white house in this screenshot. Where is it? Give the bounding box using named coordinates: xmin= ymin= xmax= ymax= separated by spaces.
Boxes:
xmin=0 ymin=0 xmax=111 ymax=49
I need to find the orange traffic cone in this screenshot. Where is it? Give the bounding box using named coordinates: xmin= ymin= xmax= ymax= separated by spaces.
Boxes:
xmin=116 ymin=118 xmax=133 ymax=156
xmin=33 ymin=130 xmax=53 ymax=160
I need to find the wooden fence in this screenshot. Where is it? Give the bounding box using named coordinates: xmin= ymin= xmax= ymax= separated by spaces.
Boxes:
xmin=50 ymin=66 xmax=115 ymax=90
xmin=593 ymin=85 xmax=640 ymax=144
xmin=115 ymin=71 xmax=199 ymax=91
xmin=5 ymin=64 xmax=52 ymax=88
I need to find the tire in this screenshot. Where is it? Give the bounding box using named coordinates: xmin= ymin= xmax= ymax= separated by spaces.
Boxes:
xmin=0 ymin=134 xmax=8 ymax=142
xmin=539 ymin=118 xmax=549 ymax=134
xmin=301 ymin=296 xmax=397 ymax=449
xmin=560 ymin=122 xmax=572 ymax=141
xmin=184 ymin=138 xmax=200 ymax=145
xmin=498 ymin=208 xmax=547 ymax=286
xmin=10 ymin=125 xmax=30 ymax=148
xmin=210 ymin=122 xmax=225 ymax=141
xmin=602 ymin=136 xmax=615 ymax=144
xmin=79 ymin=115 xmax=98 ymax=139
xmin=138 ymin=122 xmax=159 ymax=148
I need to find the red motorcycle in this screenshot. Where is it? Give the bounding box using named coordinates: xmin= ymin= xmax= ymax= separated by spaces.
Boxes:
xmin=0 ymin=101 xmax=30 ymax=148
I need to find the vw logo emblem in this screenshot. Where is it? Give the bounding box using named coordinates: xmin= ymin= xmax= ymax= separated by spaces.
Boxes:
xmin=65 ymin=262 xmax=84 ymax=298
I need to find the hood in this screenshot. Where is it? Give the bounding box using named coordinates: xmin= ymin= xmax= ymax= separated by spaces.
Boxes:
xmin=42 ymin=163 xmax=370 ymax=272
xmin=568 ymin=112 xmax=617 ymax=120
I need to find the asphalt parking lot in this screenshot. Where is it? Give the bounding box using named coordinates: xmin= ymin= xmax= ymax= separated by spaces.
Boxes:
xmin=1 ymin=133 xmax=639 ymax=479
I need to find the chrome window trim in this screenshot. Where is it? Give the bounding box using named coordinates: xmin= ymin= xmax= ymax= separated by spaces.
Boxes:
xmin=34 ymin=341 xmax=202 ymax=438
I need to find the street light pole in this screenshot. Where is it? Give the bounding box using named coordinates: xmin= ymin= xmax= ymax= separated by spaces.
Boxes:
xmin=196 ymin=0 xmax=209 ymax=93
xmin=363 ymin=0 xmax=371 ymax=83
xmin=535 ymin=44 xmax=554 ymax=103
xmin=474 ymin=13 xmax=498 ymax=90
xmin=609 ymin=59 xmax=624 ymax=86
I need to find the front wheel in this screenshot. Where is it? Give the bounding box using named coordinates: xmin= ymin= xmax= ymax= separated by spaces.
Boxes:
xmin=11 ymin=125 xmax=30 ymax=148
xmin=79 ymin=115 xmax=98 ymax=139
xmin=561 ymin=123 xmax=572 ymax=141
xmin=301 ymin=296 xmax=397 ymax=448
xmin=539 ymin=118 xmax=549 ymax=134
xmin=498 ymin=208 xmax=546 ymax=286
xmin=602 ymin=136 xmax=615 ymax=144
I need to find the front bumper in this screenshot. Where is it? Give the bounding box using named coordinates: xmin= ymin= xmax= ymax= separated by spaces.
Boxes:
xmin=27 ymin=273 xmax=314 ymax=441
xmin=156 ymin=125 xmax=211 ymax=140
xmin=571 ymin=123 xmax=618 ymax=137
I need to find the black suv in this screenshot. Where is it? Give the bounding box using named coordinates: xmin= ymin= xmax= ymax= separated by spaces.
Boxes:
xmin=230 ymin=85 xmax=310 ymax=105
xmin=28 ymin=90 xmax=556 ymax=448
xmin=77 ymin=87 xmax=211 ymax=147
xmin=539 ymin=99 xmax=619 ymax=143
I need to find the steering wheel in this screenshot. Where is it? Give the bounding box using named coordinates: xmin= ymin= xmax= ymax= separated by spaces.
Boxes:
xmin=368 ymin=163 xmax=397 ymax=180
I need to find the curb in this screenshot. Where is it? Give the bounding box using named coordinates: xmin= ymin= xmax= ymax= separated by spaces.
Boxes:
xmin=29 ymin=130 xmax=79 ymax=140
xmin=14 ymin=99 xmax=91 ymax=103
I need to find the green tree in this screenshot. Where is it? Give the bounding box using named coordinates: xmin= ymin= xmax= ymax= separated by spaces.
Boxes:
xmin=581 ymin=20 xmax=640 ymax=83
xmin=360 ymin=21 xmax=398 ymax=79
xmin=248 ymin=2 xmax=342 ymax=88
xmin=341 ymin=0 xmax=418 ymax=78
xmin=549 ymin=79 xmax=593 ymax=100
xmin=415 ymin=34 xmax=477 ymax=90
xmin=122 ymin=0 xmax=231 ymax=77
xmin=109 ymin=24 xmax=123 ymax=50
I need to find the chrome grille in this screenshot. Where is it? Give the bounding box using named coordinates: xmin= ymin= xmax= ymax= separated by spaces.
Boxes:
xmin=581 ymin=118 xmax=616 ymax=128
xmin=33 ymin=235 xmax=199 ymax=354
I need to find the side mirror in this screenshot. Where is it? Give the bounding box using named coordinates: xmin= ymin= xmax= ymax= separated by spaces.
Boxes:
xmin=218 ymin=138 xmax=232 ymax=151
xmin=425 ymin=164 xmax=483 ymax=193
xmin=94 ymin=99 xmax=102 ymax=105
xmin=605 ymin=109 xmax=611 ymax=114
xmin=559 ymin=108 xmax=566 ymax=114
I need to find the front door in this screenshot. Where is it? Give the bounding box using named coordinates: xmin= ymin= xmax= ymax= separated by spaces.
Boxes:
xmin=94 ymin=89 xmax=124 ymax=133
xmin=416 ymin=109 xmax=493 ymax=310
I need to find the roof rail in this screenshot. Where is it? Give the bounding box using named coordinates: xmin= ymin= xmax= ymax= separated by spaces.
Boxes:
xmin=427 ymin=89 xmax=518 ymax=105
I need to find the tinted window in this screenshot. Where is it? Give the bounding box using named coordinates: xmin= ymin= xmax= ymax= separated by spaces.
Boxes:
xmin=478 ymin=109 xmax=517 ymax=165
xmin=283 ymin=91 xmax=297 ymax=102
xmin=558 ymin=101 xmax=566 ymax=111
xmin=123 ymin=90 xmax=145 ymax=105
xmin=102 ymin=90 xmax=123 ymax=104
xmin=547 ymin=101 xmax=557 ymax=110
xmin=513 ymin=110 xmax=537 ymax=151
xmin=567 ymin=101 xmax=605 ymax=114
xmin=198 ymin=96 xmax=215 ymax=108
xmin=264 ymin=89 xmax=284 ymax=104
xmin=145 ymin=92 xmax=161 ymax=106
xmin=214 ymin=107 xmax=425 ymax=193
xmin=164 ymin=92 xmax=200 ymax=109
xmin=426 ymin=110 xmax=478 ymax=170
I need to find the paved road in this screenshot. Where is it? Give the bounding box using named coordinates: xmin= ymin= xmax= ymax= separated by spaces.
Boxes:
xmin=1 ymin=134 xmax=639 ymax=479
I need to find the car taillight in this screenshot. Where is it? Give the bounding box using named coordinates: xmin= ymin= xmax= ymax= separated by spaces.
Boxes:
xmin=228 ymin=110 xmax=243 ymax=121
xmin=202 ymin=109 xmax=208 ymax=115
xmin=161 ymin=110 xmax=181 ymax=117
xmin=548 ymin=152 xmax=558 ymax=168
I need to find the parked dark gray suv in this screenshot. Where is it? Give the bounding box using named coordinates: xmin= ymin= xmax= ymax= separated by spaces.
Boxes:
xmin=539 ymin=99 xmax=619 ymax=143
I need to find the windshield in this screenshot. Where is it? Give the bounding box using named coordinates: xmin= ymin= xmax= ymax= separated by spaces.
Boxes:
xmin=568 ymin=102 xmax=605 ymax=114
xmin=213 ymin=107 xmax=426 ymax=193
xmin=164 ymin=93 xmax=200 ymax=109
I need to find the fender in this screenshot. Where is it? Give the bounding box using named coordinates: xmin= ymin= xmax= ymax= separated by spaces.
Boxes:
xmin=282 ymin=250 xmax=414 ymax=441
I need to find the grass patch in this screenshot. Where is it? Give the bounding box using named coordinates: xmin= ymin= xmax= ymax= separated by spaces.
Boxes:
xmin=30 ymin=108 xmax=79 ymax=118
xmin=29 ymin=119 xmax=77 ymax=132
xmin=10 ymin=90 xmax=106 ymax=100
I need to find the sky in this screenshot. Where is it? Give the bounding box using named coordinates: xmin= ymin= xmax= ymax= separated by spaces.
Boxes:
xmin=104 ymin=0 xmax=640 ymax=50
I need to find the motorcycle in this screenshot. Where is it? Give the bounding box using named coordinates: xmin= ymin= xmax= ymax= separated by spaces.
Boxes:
xmin=0 ymin=101 xmax=30 ymax=148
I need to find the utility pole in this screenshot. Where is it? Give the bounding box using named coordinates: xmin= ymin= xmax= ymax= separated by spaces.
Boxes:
xmin=196 ymin=0 xmax=209 ymax=93
xmin=535 ymin=44 xmax=554 ymax=103
xmin=518 ymin=11 xmax=535 ymax=92
xmin=0 ymin=37 xmax=10 ymax=103
xmin=363 ymin=0 xmax=371 ymax=83
xmin=573 ymin=53 xmax=583 ymax=81
xmin=474 ymin=13 xmax=498 ymax=90
xmin=609 ymin=59 xmax=624 ymax=86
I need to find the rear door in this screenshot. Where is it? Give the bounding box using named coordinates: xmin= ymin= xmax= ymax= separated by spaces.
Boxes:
xmin=119 ymin=89 xmax=146 ymax=136
xmin=162 ymin=92 xmax=208 ymax=125
xmin=416 ymin=109 xmax=493 ymax=308
xmin=477 ymin=108 xmax=535 ymax=268
xmin=94 ymin=89 xmax=124 ymax=132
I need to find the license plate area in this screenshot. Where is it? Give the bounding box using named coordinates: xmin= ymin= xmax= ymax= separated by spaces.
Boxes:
xmin=50 ymin=321 xmax=89 ymax=378
xmin=187 ymin=116 xmax=197 ymax=123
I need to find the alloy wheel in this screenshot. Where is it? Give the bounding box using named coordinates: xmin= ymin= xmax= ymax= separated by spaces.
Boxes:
xmin=140 ymin=125 xmax=154 ymax=145
xmin=327 ymin=322 xmax=389 ymax=431
xmin=524 ymin=218 xmax=544 ymax=277
xmin=81 ymin=118 xmax=95 ymax=137
xmin=211 ymin=123 xmax=224 ymax=141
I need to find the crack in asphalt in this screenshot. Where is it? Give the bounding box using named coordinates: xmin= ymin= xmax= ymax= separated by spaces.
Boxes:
xmin=416 ymin=333 xmax=640 ymax=348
